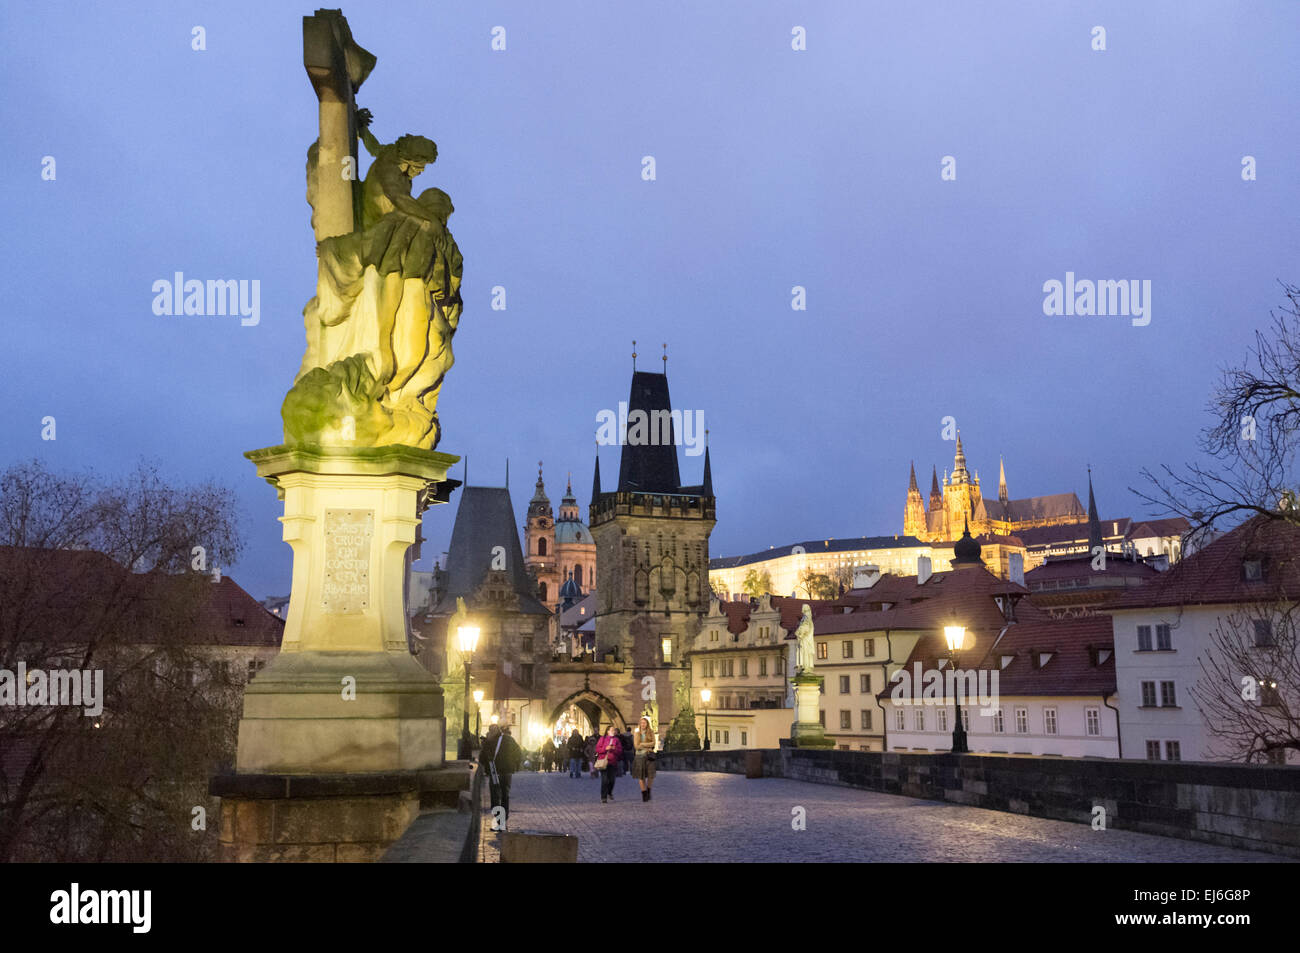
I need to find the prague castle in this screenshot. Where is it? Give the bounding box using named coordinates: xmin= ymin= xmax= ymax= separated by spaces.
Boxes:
xmin=904 ymin=432 xmax=1086 ymax=542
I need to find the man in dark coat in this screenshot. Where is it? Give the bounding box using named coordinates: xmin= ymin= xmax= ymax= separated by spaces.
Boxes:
xmin=565 ymin=729 xmax=584 ymax=777
xmin=479 ymin=723 xmax=522 ymax=829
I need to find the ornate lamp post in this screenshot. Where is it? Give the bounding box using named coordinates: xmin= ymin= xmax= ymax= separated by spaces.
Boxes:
xmin=472 ymin=689 xmax=484 ymax=739
xmin=700 ymin=688 xmax=712 ymax=750
xmin=456 ymin=624 xmax=481 ymax=760
xmin=943 ymin=621 xmax=969 ymax=754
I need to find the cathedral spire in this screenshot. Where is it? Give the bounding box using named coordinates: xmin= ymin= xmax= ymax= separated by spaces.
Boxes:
xmin=930 ymin=465 xmax=941 ymax=504
xmin=908 ymin=461 xmax=919 ymax=494
xmin=703 ymin=436 xmax=713 ymax=496
xmin=998 ymin=455 xmax=1008 ymax=504
xmin=1087 ymin=466 xmax=1104 ymax=552
xmin=952 ymin=430 xmax=968 ymax=483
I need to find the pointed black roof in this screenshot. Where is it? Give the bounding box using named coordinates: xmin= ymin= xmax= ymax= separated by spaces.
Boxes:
xmin=1087 ymin=471 xmax=1104 ymax=551
xmin=437 ymin=486 xmax=549 ymax=615
xmin=929 ymin=466 xmax=942 ymax=502
xmin=908 ymin=461 xmax=919 ymax=495
xmin=617 ymin=370 xmax=683 ymax=494
xmin=702 ymin=445 xmax=713 ymax=496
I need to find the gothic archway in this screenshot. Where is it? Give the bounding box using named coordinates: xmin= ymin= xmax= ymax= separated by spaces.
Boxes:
xmin=549 ymin=687 xmax=629 ymax=734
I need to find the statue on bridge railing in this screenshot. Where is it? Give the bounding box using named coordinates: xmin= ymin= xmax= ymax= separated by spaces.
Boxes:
xmin=794 ymin=604 xmax=815 ymax=674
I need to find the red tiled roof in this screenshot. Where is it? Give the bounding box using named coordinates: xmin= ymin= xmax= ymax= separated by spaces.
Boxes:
xmin=1107 ymin=516 xmax=1300 ymax=610
xmin=983 ymin=615 xmax=1116 ymax=696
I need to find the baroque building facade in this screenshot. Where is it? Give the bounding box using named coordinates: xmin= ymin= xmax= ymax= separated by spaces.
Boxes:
xmin=523 ymin=466 xmax=596 ymax=611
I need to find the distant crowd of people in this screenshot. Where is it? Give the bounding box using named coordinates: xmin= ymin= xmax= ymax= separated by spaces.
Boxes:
xmin=478 ymin=717 xmax=660 ymax=828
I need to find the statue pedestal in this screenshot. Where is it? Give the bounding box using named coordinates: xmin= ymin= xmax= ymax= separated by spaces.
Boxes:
xmin=235 ymin=445 xmax=459 ymax=774
xmin=790 ymin=672 xmax=833 ymax=748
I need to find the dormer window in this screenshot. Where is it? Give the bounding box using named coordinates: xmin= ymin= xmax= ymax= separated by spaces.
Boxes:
xmin=1000 ymin=655 xmax=1014 ymax=669
xmin=1243 ymin=558 xmax=1265 ymax=581
xmin=1033 ymin=651 xmax=1054 ymax=669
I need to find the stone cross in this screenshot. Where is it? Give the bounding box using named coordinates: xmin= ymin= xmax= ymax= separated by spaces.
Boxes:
xmin=303 ymin=9 xmax=375 ymax=241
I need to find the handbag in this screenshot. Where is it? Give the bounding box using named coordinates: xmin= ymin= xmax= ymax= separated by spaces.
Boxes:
xmin=594 ymin=739 xmax=611 ymax=770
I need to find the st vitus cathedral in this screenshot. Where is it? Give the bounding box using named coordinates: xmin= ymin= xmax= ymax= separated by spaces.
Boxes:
xmin=904 ymin=431 xmax=1086 ymax=542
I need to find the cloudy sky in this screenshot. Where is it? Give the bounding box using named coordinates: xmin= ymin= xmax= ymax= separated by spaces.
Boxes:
xmin=3 ymin=1 xmax=1297 ymax=598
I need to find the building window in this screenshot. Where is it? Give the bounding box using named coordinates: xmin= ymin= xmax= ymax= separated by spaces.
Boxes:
xmin=816 ymin=642 xmax=828 ymax=660
xmin=537 ymin=537 xmax=547 ymax=556
xmin=936 ymin=707 xmax=948 ymax=732
xmin=574 ymin=564 xmax=583 ymax=588
xmin=740 ymin=731 xmax=748 ymax=746
xmin=1043 ymin=707 xmax=1057 ymax=735
xmin=520 ymin=664 xmax=534 ymax=686
xmin=522 ymin=637 xmax=533 ymax=654
xmin=661 ymin=638 xmax=672 ymax=663
xmin=1145 ymin=740 xmax=1161 ymax=761
xmin=1243 ymin=558 xmax=1264 ymax=581
xmin=1254 ymin=619 xmax=1275 ymax=647
xmin=1261 ymin=680 xmax=1282 ymax=707
xmin=865 ymin=638 xmax=875 ymax=657
xmin=1085 ymin=707 xmax=1100 ymax=736
xmin=723 ymin=730 xmax=730 ymax=744
xmin=961 ymin=708 xmax=969 ymax=731
xmin=710 ymin=629 xmax=720 ymax=642
xmin=839 ymin=675 xmax=850 ymax=694
xmin=818 ymin=710 xmax=825 ymax=727
xmin=841 ymin=640 xmax=854 ymax=659
xmin=1136 ymin=625 xmax=1152 ymax=651
xmin=840 ymin=710 xmax=852 ymax=729
xmin=739 ymin=658 xmax=748 ymax=677
xmin=860 ymin=709 xmax=872 ymax=730
xmin=538 ymin=582 xmax=547 ymax=601
xmin=247 ymin=658 xmax=266 ymax=682
xmin=1015 ymin=707 xmax=1028 ymax=734
xmin=860 ymin=673 xmax=871 ymax=693
xmin=759 ymin=657 xmax=768 ymax=676
xmin=895 ymin=708 xmax=905 ymax=731
xmin=914 ymin=708 xmax=925 ymax=731
xmin=1156 ymin=624 xmax=1172 ymax=651
xmin=1160 ymin=681 xmax=1177 ymax=707
xmin=775 ymin=658 xmax=786 ymax=675
xmin=1141 ymin=681 xmax=1157 ymax=708
xmin=1165 ymin=740 xmax=1181 ymax=761
xmin=992 ymin=709 xmax=1005 ymax=733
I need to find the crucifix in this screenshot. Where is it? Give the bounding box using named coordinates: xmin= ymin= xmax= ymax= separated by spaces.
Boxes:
xmin=303 ymin=9 xmax=375 ymax=241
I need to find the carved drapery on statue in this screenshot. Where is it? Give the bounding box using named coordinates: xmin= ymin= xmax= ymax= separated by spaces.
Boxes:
xmin=285 ymin=11 xmax=463 ymax=451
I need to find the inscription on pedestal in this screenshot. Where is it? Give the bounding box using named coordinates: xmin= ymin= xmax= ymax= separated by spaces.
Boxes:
xmin=322 ymin=509 xmax=373 ymax=614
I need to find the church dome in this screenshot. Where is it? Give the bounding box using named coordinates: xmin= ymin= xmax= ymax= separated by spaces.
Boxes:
xmin=554 ymin=520 xmax=593 ymax=545
xmin=559 ymin=571 xmax=581 ymax=600
xmin=952 ymin=518 xmax=983 ymax=565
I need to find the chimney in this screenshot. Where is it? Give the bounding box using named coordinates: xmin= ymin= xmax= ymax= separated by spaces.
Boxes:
xmin=1009 ymin=553 xmax=1025 ymax=587
xmin=852 ymin=564 xmax=881 ymax=589
xmin=917 ymin=555 xmax=932 ymax=585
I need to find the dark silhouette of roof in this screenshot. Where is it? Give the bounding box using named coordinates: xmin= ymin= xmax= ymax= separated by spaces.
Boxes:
xmin=616 ymin=371 xmax=683 ymax=494
xmin=436 ymin=486 xmax=549 ymax=615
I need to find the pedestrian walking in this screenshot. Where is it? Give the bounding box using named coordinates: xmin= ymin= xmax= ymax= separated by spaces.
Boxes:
xmin=632 ymin=716 xmax=657 ymax=801
xmin=478 ymin=723 xmax=522 ymax=829
xmin=584 ymin=735 xmax=597 ymax=777
xmin=595 ymin=725 xmax=623 ymax=803
xmin=542 ymin=737 xmax=557 ymax=773
xmin=620 ymin=728 xmax=635 ymax=776
xmin=566 ymin=729 xmax=584 ymax=777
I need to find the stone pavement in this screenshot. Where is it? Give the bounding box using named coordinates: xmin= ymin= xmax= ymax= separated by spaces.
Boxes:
xmin=480 ymin=769 xmax=1286 ymax=863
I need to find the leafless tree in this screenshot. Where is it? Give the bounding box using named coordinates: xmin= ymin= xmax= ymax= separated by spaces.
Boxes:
xmin=1136 ymin=282 xmax=1300 ymax=550
xmin=0 ymin=459 xmax=243 ymax=861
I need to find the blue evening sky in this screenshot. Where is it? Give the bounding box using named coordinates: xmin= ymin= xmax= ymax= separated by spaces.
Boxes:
xmin=2 ymin=1 xmax=1297 ymax=598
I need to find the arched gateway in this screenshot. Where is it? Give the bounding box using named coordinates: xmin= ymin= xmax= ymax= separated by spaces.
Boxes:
xmin=549 ymin=688 xmax=628 ymax=735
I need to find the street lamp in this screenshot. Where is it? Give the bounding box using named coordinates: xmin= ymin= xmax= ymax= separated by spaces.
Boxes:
xmin=943 ymin=620 xmax=969 ymax=754
xmin=456 ymin=624 xmax=481 ymax=760
xmin=700 ymin=688 xmax=712 ymax=750
xmin=472 ymin=689 xmax=484 ymax=739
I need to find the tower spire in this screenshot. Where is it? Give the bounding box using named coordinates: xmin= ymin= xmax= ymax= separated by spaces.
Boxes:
xmin=632 ymin=339 xmax=637 ymax=372
xmin=952 ymin=430 xmax=968 ymax=483
xmin=908 ymin=461 xmax=919 ymax=494
xmin=998 ymin=455 xmax=1008 ymax=504
xmin=703 ymin=430 xmax=713 ymax=496
xmin=1087 ymin=466 xmax=1103 ymax=552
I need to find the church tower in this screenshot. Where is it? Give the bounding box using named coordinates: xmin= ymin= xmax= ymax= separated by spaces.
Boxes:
xmin=943 ymin=431 xmax=983 ymax=538
xmin=904 ymin=462 xmax=927 ymax=538
xmin=523 ymin=464 xmax=559 ymax=606
xmin=587 ymin=367 xmax=715 ymax=734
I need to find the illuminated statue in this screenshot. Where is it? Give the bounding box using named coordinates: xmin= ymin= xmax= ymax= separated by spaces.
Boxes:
xmin=795 ymin=604 xmax=815 ymax=673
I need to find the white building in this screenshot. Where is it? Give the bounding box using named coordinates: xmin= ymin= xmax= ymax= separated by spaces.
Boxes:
xmin=1109 ymin=516 xmax=1300 ymax=764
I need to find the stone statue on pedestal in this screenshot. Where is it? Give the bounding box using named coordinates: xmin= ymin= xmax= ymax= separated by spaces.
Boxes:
xmin=286 ymin=9 xmax=463 ymax=451
xmin=794 ymin=603 xmax=815 ymax=673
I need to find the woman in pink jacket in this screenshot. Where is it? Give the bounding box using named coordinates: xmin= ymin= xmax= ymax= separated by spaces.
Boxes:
xmin=595 ymin=726 xmax=623 ymax=803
